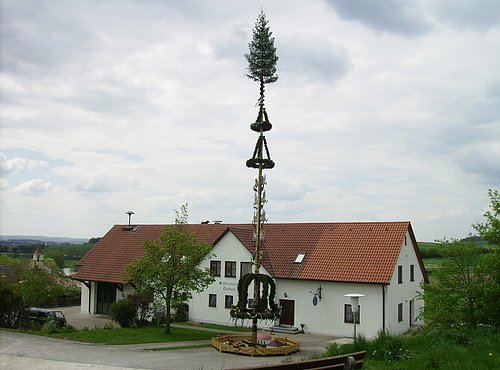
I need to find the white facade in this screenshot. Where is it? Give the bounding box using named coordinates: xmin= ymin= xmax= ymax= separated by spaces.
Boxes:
xmin=80 ymin=281 xmax=134 ymax=314
xmin=188 ymin=230 xmax=426 ymax=338
xmin=78 ymin=226 xmax=426 ymax=338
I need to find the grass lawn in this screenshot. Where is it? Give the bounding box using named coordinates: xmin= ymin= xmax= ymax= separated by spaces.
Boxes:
xmin=178 ymin=322 xmax=251 ymax=332
xmin=32 ymin=326 xmax=226 ymax=345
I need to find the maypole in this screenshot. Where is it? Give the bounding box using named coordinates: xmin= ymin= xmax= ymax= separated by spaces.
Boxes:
xmin=244 ymin=10 xmax=279 ymax=346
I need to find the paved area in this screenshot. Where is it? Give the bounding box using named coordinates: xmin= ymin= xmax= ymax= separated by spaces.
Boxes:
xmin=60 ymin=306 xmax=115 ymax=329
xmin=0 ymin=307 xmax=353 ymax=369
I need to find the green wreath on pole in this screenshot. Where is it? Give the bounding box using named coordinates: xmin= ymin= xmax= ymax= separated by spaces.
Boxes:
xmin=230 ymin=273 xmax=280 ymax=320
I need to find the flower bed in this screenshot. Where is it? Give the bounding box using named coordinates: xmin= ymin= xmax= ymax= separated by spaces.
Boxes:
xmin=211 ymin=333 xmax=300 ymax=356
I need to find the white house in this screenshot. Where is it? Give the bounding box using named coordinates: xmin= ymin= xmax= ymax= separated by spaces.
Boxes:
xmin=73 ymin=221 xmax=428 ymax=338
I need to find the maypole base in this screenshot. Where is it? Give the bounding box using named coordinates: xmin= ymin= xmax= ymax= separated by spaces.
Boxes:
xmin=211 ymin=333 xmax=300 ymax=356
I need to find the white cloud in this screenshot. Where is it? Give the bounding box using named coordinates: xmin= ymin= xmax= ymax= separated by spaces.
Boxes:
xmin=0 ymin=0 xmax=498 ymax=240
xmin=0 ymin=152 xmax=47 ymax=176
xmin=14 ymin=179 xmax=53 ymax=195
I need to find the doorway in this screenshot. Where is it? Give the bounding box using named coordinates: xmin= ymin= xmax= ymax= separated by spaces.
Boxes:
xmin=96 ymin=282 xmax=116 ymax=315
xmin=279 ymin=299 xmax=295 ymax=326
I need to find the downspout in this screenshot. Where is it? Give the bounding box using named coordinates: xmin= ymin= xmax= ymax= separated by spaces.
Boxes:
xmin=88 ymin=282 xmax=92 ymax=313
xmin=382 ymin=285 xmax=386 ymax=331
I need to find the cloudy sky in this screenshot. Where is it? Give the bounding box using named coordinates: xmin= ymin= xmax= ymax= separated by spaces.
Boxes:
xmin=1 ymin=0 xmax=499 ymax=241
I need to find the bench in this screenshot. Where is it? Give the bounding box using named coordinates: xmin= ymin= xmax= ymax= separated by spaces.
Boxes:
xmin=226 ymin=350 xmax=366 ymax=370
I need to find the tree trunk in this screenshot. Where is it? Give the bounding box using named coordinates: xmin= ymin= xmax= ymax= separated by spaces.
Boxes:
xmin=164 ymin=303 xmax=171 ymax=334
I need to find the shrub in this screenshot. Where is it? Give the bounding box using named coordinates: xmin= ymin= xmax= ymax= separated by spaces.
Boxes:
xmin=172 ymin=302 xmax=189 ymax=322
xmin=127 ymin=291 xmax=153 ymax=325
xmin=371 ymin=330 xmax=409 ymax=361
xmin=110 ymin=299 xmax=137 ymax=327
xmin=0 ymin=279 xmax=27 ymax=328
xmin=41 ymin=320 xmax=60 ymax=334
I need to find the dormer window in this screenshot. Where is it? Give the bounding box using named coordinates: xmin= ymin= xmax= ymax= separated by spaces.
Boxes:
xmin=294 ymin=253 xmax=305 ymax=263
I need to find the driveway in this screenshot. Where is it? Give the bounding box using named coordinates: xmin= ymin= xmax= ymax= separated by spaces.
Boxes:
xmin=1 ymin=306 xmax=352 ymax=369
xmin=59 ymin=306 xmax=114 ymax=329
xmin=0 ymin=329 xmax=350 ymax=370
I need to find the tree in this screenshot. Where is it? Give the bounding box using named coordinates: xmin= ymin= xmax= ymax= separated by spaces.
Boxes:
xmin=245 ymin=9 xmax=279 ymax=107
xmin=473 ymin=189 xmax=500 ymax=247
xmin=125 ymin=205 xmax=214 ymax=334
xmin=0 ymin=279 xmax=26 ymax=328
xmin=45 ymin=248 xmax=65 ymax=269
xmin=19 ymin=267 xmax=64 ymax=307
xmin=421 ymin=241 xmax=498 ymax=328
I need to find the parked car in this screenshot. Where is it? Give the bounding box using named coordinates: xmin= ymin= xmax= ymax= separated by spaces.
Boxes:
xmin=28 ymin=308 xmax=67 ymax=326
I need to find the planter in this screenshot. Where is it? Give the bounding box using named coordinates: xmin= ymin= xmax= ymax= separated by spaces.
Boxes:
xmin=211 ymin=333 xmax=300 ymax=356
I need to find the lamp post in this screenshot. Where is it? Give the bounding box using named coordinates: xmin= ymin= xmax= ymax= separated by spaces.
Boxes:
xmin=345 ymin=293 xmax=364 ymax=340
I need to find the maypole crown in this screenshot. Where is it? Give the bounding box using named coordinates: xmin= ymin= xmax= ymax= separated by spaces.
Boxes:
xmin=251 ymin=106 xmax=272 ymax=132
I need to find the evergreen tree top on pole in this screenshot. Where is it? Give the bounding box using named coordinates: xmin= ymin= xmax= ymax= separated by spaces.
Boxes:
xmin=245 ymin=10 xmax=279 ymax=107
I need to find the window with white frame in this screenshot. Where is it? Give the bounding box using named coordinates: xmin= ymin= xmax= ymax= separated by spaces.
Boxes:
xmin=210 ymin=260 xmax=221 ymax=277
xmin=225 ymin=295 xmax=233 ymax=309
xmin=225 ymin=261 xmax=237 ymax=277
xmin=398 ymin=303 xmax=403 ymax=322
xmin=240 ymin=262 xmax=252 ymax=277
xmin=208 ymin=294 xmax=217 ymax=308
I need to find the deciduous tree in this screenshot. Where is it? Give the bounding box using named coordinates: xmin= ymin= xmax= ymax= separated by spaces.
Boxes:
xmin=125 ymin=205 xmax=214 ymax=334
xmin=421 ymin=241 xmax=499 ymax=327
xmin=473 ymin=189 xmax=500 ymax=247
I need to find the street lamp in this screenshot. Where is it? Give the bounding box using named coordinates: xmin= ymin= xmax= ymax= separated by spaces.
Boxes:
xmin=345 ymin=293 xmax=364 ymax=340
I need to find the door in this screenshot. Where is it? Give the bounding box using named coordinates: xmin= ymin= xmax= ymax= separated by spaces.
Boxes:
xmin=409 ymin=299 xmax=415 ymax=327
xmin=96 ymin=282 xmax=116 ymax=315
xmin=279 ymin=299 xmax=295 ymax=326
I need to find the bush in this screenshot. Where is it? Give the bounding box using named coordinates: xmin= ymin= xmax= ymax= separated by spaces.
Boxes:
xmin=41 ymin=320 xmax=60 ymax=334
xmin=371 ymin=330 xmax=409 ymax=361
xmin=127 ymin=291 xmax=153 ymax=325
xmin=0 ymin=280 xmax=27 ymax=328
xmin=172 ymin=302 xmax=189 ymax=322
xmin=325 ymin=331 xmax=409 ymax=362
xmin=110 ymin=299 xmax=137 ymax=327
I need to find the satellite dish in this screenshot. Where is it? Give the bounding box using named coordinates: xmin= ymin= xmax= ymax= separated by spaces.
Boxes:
xmin=313 ymin=296 xmax=318 ymax=306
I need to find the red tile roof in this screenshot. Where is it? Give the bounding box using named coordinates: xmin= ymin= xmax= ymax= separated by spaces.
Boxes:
xmin=73 ymin=222 xmax=428 ymax=285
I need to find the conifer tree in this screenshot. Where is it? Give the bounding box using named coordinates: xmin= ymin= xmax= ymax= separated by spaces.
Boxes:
xmin=245 ymin=10 xmax=279 ymax=107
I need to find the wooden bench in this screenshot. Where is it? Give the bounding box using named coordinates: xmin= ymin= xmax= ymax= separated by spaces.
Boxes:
xmin=226 ymin=350 xmax=366 ymax=370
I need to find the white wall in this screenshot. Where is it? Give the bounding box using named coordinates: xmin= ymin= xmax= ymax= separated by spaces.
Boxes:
xmin=79 ymin=281 xmax=97 ymax=314
xmin=275 ymin=279 xmax=383 ymax=338
xmin=80 ymin=281 xmax=134 ymax=314
xmin=385 ymin=231 xmax=425 ymax=335
xmin=80 ymin=282 xmax=90 ymax=313
xmin=189 ymin=231 xmax=270 ymax=326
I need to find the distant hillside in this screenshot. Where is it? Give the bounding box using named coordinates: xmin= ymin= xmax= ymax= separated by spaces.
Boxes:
xmin=0 ymin=235 xmax=89 ymax=245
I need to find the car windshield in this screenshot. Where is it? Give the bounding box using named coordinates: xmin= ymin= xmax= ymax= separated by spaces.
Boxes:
xmin=54 ymin=312 xmax=64 ymax=318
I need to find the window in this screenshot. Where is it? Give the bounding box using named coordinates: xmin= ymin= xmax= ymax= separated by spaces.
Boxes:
xmin=247 ymin=299 xmax=253 ymax=309
xmin=240 ymin=262 xmax=253 ymax=277
xmin=410 ymin=264 xmax=415 ymax=282
xmin=294 ymin=253 xmax=305 ymax=263
xmin=225 ymin=295 xmax=233 ymax=309
xmin=404 ymin=235 xmax=407 ymax=245
xmin=398 ymin=303 xmax=403 ymax=322
xmin=344 ymin=304 xmax=360 ymax=324
xmin=398 ymin=265 xmax=403 ymax=284
xmin=210 ymin=261 xmax=221 ymax=277
xmin=208 ymin=294 xmax=217 ymax=308
xmin=225 ymin=261 xmax=236 ymax=277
